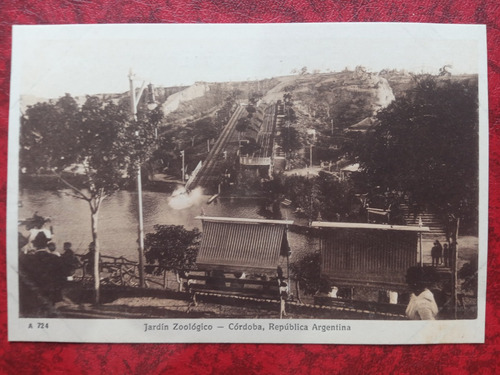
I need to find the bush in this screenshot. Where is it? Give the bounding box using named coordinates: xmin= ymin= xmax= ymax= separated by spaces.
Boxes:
xmin=290 ymin=251 xmax=321 ymax=295
xmin=144 ymin=225 xmax=201 ymax=275
xmin=458 ymin=259 xmax=478 ymax=296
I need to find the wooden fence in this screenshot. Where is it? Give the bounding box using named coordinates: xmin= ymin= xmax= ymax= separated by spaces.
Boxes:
xmin=75 ymin=254 xmax=172 ymax=290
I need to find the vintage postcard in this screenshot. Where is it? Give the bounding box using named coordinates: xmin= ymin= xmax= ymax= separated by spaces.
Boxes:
xmin=7 ymin=23 xmax=487 ymax=343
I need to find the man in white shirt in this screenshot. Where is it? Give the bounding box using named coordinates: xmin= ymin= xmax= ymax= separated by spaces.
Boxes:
xmin=406 ymin=288 xmax=439 ymax=320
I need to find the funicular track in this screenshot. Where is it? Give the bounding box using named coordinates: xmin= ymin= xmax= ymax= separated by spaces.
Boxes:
xmin=189 ymin=105 xmax=245 ymax=192
xmin=255 ymin=104 xmax=276 ymax=158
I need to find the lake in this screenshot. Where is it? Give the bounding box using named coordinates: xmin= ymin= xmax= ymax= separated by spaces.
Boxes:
xmin=18 ymin=188 xmax=317 ymax=262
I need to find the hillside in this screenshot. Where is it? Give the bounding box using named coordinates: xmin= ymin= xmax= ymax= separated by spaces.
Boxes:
xmin=19 ymin=69 xmax=477 ymax=134
xmin=160 ymin=79 xmax=278 ymax=126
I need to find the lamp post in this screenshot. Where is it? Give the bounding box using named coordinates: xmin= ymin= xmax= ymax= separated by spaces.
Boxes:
xmin=129 ymin=69 xmax=157 ymax=288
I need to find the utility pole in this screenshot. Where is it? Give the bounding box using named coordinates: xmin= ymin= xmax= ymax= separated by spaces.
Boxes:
xmin=129 ymin=69 xmax=156 ymax=288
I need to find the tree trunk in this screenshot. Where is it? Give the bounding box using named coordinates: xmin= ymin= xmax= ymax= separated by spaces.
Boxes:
xmin=91 ymin=208 xmax=100 ymax=304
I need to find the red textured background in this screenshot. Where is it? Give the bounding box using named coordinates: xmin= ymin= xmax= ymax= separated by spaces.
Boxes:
xmin=1 ymin=1 xmax=499 ymax=373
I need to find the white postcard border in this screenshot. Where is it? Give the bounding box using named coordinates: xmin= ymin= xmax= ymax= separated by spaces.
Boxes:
xmin=6 ymin=22 xmax=488 ymax=344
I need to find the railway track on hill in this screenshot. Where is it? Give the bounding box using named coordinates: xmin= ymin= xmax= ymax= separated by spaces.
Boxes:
xmin=190 ymin=105 xmax=245 ymax=191
xmin=256 ymin=105 xmax=276 ymax=158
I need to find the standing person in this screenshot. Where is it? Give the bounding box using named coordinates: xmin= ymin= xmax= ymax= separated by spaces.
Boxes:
xmin=276 ymin=266 xmax=284 ymax=280
xmin=30 ymin=242 xmax=66 ymax=312
xmin=279 ymin=280 xmax=288 ymax=319
xmin=436 ymin=240 xmax=443 ymax=265
xmin=431 ymin=241 xmax=439 ymax=267
xmin=443 ymin=243 xmax=450 ymax=267
xmin=61 ymin=242 xmax=81 ymax=279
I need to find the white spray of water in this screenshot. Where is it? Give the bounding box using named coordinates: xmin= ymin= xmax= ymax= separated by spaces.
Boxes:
xmin=168 ymin=186 xmax=205 ymax=210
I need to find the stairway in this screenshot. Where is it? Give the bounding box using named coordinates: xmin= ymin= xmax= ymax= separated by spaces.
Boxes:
xmin=400 ymin=204 xmax=447 ymax=238
xmin=399 ymin=203 xmax=449 ymax=266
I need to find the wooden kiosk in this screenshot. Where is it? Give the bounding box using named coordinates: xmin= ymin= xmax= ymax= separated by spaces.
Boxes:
xmin=311 ymin=221 xmax=430 ymax=305
xmin=188 ymin=216 xmax=293 ymax=300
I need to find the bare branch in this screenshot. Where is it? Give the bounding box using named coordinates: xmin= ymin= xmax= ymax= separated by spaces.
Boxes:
xmin=60 ymin=190 xmax=87 ymax=200
xmin=51 ymin=171 xmax=91 ymax=201
xmin=94 ymin=188 xmax=106 ymax=213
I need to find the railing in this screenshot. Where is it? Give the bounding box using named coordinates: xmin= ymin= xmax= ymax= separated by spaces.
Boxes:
xmin=75 ymin=254 xmax=171 ymax=289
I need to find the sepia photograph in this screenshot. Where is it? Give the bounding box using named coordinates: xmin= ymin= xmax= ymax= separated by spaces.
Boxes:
xmin=7 ymin=23 xmax=488 ymax=343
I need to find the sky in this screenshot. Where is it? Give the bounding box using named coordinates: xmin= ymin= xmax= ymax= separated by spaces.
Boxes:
xmin=12 ymin=23 xmax=485 ymax=99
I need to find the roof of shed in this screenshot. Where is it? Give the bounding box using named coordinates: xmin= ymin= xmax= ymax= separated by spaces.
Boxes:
xmin=195 ymin=217 xmax=292 ymax=272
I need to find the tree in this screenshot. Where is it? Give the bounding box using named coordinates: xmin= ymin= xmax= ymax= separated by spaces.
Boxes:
xmin=439 ymin=65 xmax=452 ymax=76
xmin=151 ymin=125 xmax=180 ymax=177
xmin=245 ymin=104 xmax=256 ymax=118
xmin=186 ymin=117 xmax=218 ymax=146
xmin=278 ymin=126 xmax=302 ymax=154
xmin=290 ymin=251 xmax=321 ymax=301
xmin=235 ymin=117 xmax=250 ymax=137
xmin=314 ymin=172 xmax=354 ymax=221
xmin=282 ymin=93 xmax=297 ymax=125
xmin=144 ymin=225 xmax=201 ymax=291
xmin=280 ymin=172 xmax=355 ymax=222
xmin=20 ymin=94 xmax=162 ymax=303
xmin=356 ymin=75 xmax=479 ymax=230
xmin=281 ymin=174 xmax=313 ymax=218
xmin=215 ymin=95 xmax=236 ymax=132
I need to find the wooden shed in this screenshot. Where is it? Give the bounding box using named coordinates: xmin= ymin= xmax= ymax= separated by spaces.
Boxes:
xmin=311 ymin=221 xmax=430 ymax=289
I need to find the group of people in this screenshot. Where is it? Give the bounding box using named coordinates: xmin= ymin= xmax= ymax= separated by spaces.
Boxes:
xmin=431 ymin=239 xmax=456 ymax=268
xmin=18 ymin=213 xmax=81 ymax=315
